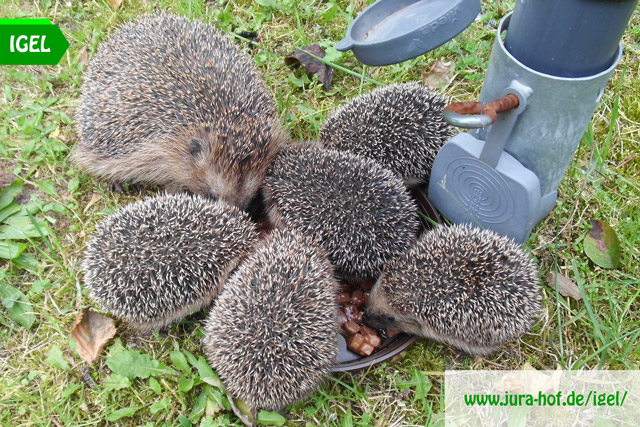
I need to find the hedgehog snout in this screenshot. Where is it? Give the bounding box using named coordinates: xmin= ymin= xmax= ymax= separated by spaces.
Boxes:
xmin=363 ymin=310 xmax=397 ymax=330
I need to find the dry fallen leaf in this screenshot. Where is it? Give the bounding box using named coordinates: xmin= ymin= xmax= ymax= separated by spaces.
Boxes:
xmin=495 ymin=363 xmax=562 ymax=395
xmin=78 ymin=46 xmax=89 ymax=65
xmin=422 ymin=59 xmax=454 ymax=89
xmin=83 ymin=192 xmax=103 ymax=213
xmin=72 ymin=308 xmax=117 ymax=365
xmin=285 ymin=44 xmax=334 ymax=91
xmin=546 ymin=272 xmax=582 ymax=301
xmin=106 ymin=0 xmax=122 ymax=10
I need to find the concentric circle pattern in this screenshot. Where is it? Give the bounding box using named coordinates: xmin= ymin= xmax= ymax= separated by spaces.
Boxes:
xmin=445 ymin=157 xmax=515 ymax=224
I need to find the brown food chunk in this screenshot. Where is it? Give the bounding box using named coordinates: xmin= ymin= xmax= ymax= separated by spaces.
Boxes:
xmin=364 ymin=291 xmax=370 ymax=306
xmin=358 ymin=342 xmax=375 ymax=357
xmin=343 ymin=304 xmax=359 ymax=322
xmin=360 ymin=324 xmax=376 ymax=336
xmin=337 ymin=310 xmax=348 ymax=325
xmin=350 ymin=290 xmax=365 ymax=308
xmin=360 ymin=280 xmax=375 ymax=291
xmin=344 ymin=320 xmax=360 ymax=335
xmin=336 ymin=292 xmax=351 ymax=305
xmin=385 ymin=329 xmax=401 ymax=339
xmin=347 ymin=333 xmax=365 ymax=353
xmin=364 ymin=333 xmax=381 ymax=348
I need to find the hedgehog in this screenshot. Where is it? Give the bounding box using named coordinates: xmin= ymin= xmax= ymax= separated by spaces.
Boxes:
xmin=73 ymin=13 xmax=287 ymax=209
xmin=81 ymin=193 xmax=259 ymax=332
xmin=263 ymin=146 xmax=420 ymax=282
xmin=365 ymin=224 xmax=542 ymax=356
xmin=318 ymin=82 xmax=457 ymax=185
xmin=203 ymin=229 xmax=338 ymax=411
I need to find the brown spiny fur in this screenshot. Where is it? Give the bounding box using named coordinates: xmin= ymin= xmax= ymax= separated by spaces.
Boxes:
xmin=73 ymin=13 xmax=287 ymax=208
xmin=366 ymin=224 xmax=542 ymax=356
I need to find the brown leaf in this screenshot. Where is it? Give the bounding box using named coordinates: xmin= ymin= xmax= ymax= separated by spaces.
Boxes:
xmin=285 ymin=44 xmax=333 ymax=91
xmin=422 ymin=59 xmax=454 ymax=89
xmin=72 ymin=308 xmax=116 ymax=365
xmin=106 ymin=0 xmax=122 ymax=10
xmin=83 ymin=192 xmax=103 ymax=213
xmin=495 ymin=363 xmax=562 ymax=395
xmin=78 ymin=46 xmax=88 ymax=65
xmin=546 ymin=272 xmax=582 ymax=300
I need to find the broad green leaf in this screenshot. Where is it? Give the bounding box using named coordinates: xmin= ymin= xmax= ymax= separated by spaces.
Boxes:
xmin=188 ymin=390 xmax=207 ymax=423
xmin=150 ymin=398 xmax=170 ymax=414
xmin=11 ymin=253 xmax=39 ymax=271
xmin=255 ymin=0 xmax=281 ymax=9
xmin=178 ymin=415 xmax=192 ymax=427
xmin=105 ymin=406 xmax=140 ymax=421
xmin=149 ymin=377 xmax=162 ymax=395
xmin=37 ymin=180 xmax=58 ymax=196
xmin=257 ymin=410 xmax=287 ymax=426
xmin=102 ymin=374 xmax=131 ymax=390
xmin=170 ymin=350 xmax=191 ymax=373
xmin=178 ymin=376 xmax=195 ymax=392
xmin=0 ymin=203 xmax=21 ymax=223
xmin=0 ymin=215 xmax=49 ymax=240
xmin=45 ymin=346 xmax=71 ymax=371
xmin=67 ymin=177 xmax=80 ymax=193
xmin=584 ymin=220 xmax=621 ymax=269
xmin=106 ymin=349 xmax=177 ymax=379
xmin=191 ymin=356 xmax=221 ymax=387
xmin=0 ymin=241 xmax=27 ymax=259
xmin=411 ymin=369 xmax=432 ymax=401
xmin=0 ymin=281 xmax=35 ymax=328
xmin=0 ymin=180 xmax=22 ymax=210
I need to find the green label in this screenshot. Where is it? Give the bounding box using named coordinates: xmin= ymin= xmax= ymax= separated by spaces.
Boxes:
xmin=0 ymin=19 xmax=69 ymax=65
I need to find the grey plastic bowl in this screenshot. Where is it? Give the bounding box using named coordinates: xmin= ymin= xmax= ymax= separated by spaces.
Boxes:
xmin=336 ymin=0 xmax=481 ymax=66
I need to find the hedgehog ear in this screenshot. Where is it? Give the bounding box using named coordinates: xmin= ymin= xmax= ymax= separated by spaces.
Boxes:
xmin=189 ymin=138 xmax=203 ymax=156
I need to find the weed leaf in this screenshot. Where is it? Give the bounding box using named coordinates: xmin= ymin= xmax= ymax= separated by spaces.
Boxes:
xmin=0 ymin=281 xmax=35 ymax=328
xmin=170 ymin=350 xmax=191 ymax=374
xmin=584 ymin=220 xmax=621 ymax=269
xmin=45 ymin=346 xmax=71 ymax=371
xmin=0 ymin=180 xmax=22 ymax=210
xmin=0 ymin=215 xmax=49 ymax=240
xmin=106 ymin=349 xmax=177 ymax=379
xmin=257 ymin=410 xmax=287 ymax=426
xmin=150 ymin=398 xmax=170 ymax=414
xmin=71 ymin=308 xmax=117 ymax=364
xmin=105 ymin=406 xmax=140 ymax=421
xmin=0 ymin=203 xmax=21 ymax=223
xmin=149 ymin=377 xmax=162 ymax=394
xmin=103 ymin=373 xmax=132 ymax=390
xmin=0 ymin=241 xmax=27 ymax=259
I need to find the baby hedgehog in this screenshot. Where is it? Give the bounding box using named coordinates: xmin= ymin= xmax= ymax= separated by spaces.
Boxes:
xmin=318 ymin=82 xmax=456 ymax=185
xmin=204 ymin=229 xmax=338 ymax=411
xmin=365 ymin=224 xmax=542 ymax=356
xmin=81 ymin=193 xmax=258 ymax=332
xmin=74 ymin=13 xmax=286 ymax=209
xmin=263 ymin=146 xmax=419 ymax=282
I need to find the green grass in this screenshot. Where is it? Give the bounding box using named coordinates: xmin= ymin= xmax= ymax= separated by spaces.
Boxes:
xmin=1 ymin=0 xmax=639 ymax=425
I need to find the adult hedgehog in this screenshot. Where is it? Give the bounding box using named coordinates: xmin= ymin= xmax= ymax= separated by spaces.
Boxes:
xmin=74 ymin=13 xmax=286 ymax=209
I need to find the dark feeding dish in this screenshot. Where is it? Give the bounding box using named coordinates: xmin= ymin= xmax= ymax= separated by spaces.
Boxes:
xmin=336 ymin=0 xmax=481 ymax=66
xmin=332 ymin=186 xmax=441 ymax=372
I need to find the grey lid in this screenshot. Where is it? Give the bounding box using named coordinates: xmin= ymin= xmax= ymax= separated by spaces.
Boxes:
xmin=336 ymin=0 xmax=480 ymax=66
